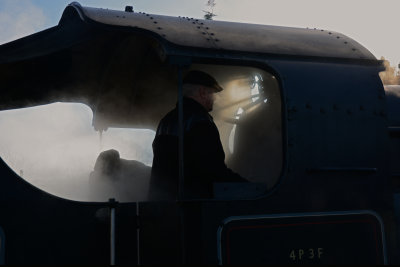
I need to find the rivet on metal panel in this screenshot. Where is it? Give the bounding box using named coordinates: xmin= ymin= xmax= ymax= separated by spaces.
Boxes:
xmin=195 ymin=19 xmax=199 ymax=21
xmin=201 ymin=22 xmax=204 ymax=25
xmin=344 ymin=41 xmax=348 ymax=44
xmin=352 ymin=48 xmax=356 ymax=51
xmin=328 ymin=32 xmax=332 ymax=34
xmin=197 ymin=26 xmax=201 ymax=29
xmin=210 ymin=33 xmax=215 ymax=36
xmin=150 ymin=17 xmax=153 ymax=19
xmin=336 ymin=36 xmax=340 ymax=39
xmin=306 ymin=103 xmax=312 ymax=109
xmin=202 ymin=32 xmax=206 ymax=35
xmin=215 ymin=39 xmax=220 ymax=42
xmin=206 ymin=27 xmax=209 ymax=30
xmin=157 ymin=27 xmax=162 ymax=30
xmin=154 ymin=21 xmax=158 ymax=24
xmin=206 ymin=38 xmax=210 ymax=41
xmin=321 ymin=29 xmax=324 ymax=31
xmin=192 ymin=22 xmax=196 ymax=24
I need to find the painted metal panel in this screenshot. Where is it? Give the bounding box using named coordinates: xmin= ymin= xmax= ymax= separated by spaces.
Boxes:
xmin=0 ymin=227 xmax=4 ymax=265
xmin=217 ymin=211 xmax=387 ymax=264
xmin=66 ymin=2 xmax=375 ymax=60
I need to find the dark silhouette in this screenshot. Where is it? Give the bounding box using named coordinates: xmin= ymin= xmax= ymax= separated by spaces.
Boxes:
xmin=150 ymin=71 xmax=246 ymax=199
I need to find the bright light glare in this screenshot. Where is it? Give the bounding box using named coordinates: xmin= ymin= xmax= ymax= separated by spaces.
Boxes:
xmin=251 ymin=74 xmax=262 ymax=102
xmin=228 ymin=124 xmax=237 ymax=154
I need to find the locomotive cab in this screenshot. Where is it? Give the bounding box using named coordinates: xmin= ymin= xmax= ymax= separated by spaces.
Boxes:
xmin=0 ymin=2 xmax=395 ymax=265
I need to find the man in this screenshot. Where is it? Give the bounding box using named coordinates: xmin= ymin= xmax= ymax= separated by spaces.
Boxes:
xmin=150 ymin=70 xmax=247 ymax=200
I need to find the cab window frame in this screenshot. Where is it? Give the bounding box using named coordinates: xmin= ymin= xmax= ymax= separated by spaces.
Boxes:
xmin=175 ymin=57 xmax=287 ymax=201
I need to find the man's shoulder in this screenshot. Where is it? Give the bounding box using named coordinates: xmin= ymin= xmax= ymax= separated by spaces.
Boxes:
xmin=156 ymin=101 xmax=214 ymax=134
xmin=157 ymin=108 xmax=178 ymax=135
xmin=185 ymin=112 xmax=214 ymax=132
xmin=161 ymin=108 xmax=176 ymax=121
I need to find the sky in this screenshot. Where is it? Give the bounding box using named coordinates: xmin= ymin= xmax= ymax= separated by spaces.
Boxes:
xmin=0 ymin=0 xmax=399 ymax=67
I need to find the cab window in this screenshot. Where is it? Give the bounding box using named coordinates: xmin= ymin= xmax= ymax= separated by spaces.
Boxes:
xmin=191 ymin=64 xmax=283 ymax=194
xmin=0 ymin=64 xmax=283 ymax=202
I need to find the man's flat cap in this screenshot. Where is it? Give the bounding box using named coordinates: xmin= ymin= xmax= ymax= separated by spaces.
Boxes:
xmin=183 ymin=70 xmax=223 ymax=92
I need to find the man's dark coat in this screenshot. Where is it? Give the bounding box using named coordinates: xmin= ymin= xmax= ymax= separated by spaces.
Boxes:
xmin=150 ymin=97 xmax=246 ymax=199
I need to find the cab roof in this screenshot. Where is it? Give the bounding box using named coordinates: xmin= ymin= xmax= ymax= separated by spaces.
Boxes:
xmin=0 ymin=1 xmax=376 ymax=64
xmin=0 ymin=2 xmax=379 ymax=130
xmin=66 ymin=2 xmax=375 ymax=60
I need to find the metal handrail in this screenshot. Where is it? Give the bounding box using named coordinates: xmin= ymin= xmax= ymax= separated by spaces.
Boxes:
xmin=109 ymin=198 xmax=117 ymax=265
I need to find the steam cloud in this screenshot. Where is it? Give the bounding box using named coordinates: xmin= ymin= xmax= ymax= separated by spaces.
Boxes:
xmin=385 ymin=85 xmax=400 ymax=98
xmin=0 ymin=103 xmax=155 ymax=202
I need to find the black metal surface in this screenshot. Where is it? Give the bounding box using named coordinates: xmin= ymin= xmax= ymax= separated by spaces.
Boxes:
xmin=306 ymin=167 xmax=378 ymax=174
xmin=0 ymin=1 xmax=397 ymax=265
xmin=0 ymin=227 xmax=4 ymax=264
xmin=72 ymin=3 xmax=376 ymax=60
xmin=0 ymin=158 xmax=138 ymax=264
xmin=219 ymin=212 xmax=385 ymax=264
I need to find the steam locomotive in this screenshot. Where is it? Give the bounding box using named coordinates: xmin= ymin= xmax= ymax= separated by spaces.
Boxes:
xmin=0 ymin=2 xmax=399 ymax=264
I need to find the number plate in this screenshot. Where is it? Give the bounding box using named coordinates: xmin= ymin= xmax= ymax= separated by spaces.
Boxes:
xmin=218 ymin=211 xmax=386 ymax=264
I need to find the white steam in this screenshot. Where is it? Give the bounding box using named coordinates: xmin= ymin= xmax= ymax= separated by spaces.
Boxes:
xmin=0 ymin=102 xmax=155 ymax=202
xmin=385 ymin=85 xmax=400 ymax=98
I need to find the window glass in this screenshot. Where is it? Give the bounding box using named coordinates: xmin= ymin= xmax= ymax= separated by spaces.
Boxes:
xmin=192 ymin=64 xmax=283 ymax=191
xmin=0 ymin=103 xmax=154 ymax=202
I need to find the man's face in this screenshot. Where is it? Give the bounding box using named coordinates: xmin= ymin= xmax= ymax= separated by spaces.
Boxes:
xmin=202 ymin=86 xmax=217 ymax=112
